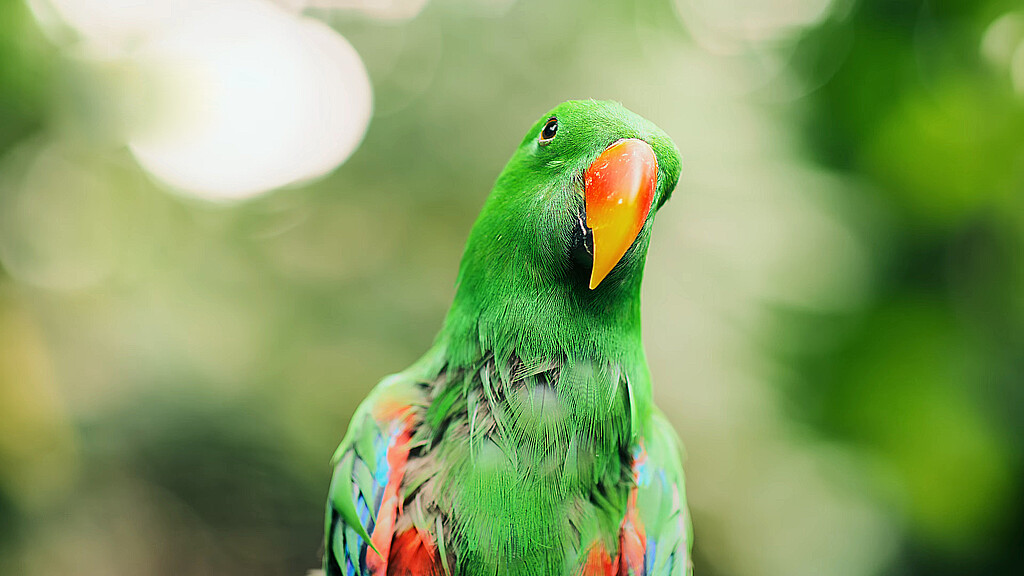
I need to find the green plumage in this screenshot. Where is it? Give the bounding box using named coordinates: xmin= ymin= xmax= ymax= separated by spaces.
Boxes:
xmin=324 ymin=100 xmax=691 ymax=576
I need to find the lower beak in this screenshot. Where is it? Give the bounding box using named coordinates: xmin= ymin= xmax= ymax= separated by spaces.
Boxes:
xmin=583 ymin=138 xmax=658 ymax=289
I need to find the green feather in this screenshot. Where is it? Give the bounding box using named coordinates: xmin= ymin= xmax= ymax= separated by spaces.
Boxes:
xmin=330 ymin=451 xmax=377 ymax=555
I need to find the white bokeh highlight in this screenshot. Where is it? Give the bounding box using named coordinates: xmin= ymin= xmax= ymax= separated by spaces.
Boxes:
xmin=301 ymin=0 xmax=430 ymax=20
xmin=127 ymin=1 xmax=372 ymax=200
xmin=30 ymin=0 xmax=209 ymax=50
xmin=30 ymin=0 xmax=373 ymax=201
xmin=674 ymin=0 xmax=838 ymax=54
xmin=981 ymin=12 xmax=1024 ymax=96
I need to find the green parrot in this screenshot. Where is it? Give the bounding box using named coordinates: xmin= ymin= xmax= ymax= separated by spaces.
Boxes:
xmin=322 ymin=100 xmax=691 ymax=576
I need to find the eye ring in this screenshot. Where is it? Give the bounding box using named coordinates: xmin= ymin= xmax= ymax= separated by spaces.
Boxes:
xmin=539 ymin=117 xmax=558 ymax=146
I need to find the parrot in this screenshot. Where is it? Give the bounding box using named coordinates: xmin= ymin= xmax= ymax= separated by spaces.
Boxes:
xmin=321 ymin=100 xmax=691 ymax=576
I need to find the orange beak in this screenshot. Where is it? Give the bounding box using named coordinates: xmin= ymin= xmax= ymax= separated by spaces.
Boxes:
xmin=583 ymin=138 xmax=658 ymax=289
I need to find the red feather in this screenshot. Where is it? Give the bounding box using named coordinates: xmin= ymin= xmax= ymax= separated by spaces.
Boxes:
xmin=387 ymin=528 xmax=440 ymax=576
xmin=366 ymin=421 xmax=414 ymax=576
xmin=618 ymin=488 xmax=647 ymax=576
xmin=577 ymin=446 xmax=652 ymax=576
xmin=578 ymin=544 xmax=618 ymax=576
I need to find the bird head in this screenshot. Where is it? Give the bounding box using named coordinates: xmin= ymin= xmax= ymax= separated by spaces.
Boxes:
xmin=439 ymin=100 xmax=681 ymax=365
xmin=461 ymin=100 xmax=681 ymax=295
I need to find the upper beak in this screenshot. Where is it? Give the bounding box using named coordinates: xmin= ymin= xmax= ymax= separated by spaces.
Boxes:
xmin=583 ymin=138 xmax=658 ymax=289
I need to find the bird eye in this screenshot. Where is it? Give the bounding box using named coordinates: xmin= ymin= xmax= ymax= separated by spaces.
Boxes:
xmin=539 ymin=117 xmax=558 ymax=146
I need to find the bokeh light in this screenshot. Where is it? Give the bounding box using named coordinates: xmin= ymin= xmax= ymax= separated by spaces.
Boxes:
xmin=126 ymin=1 xmax=372 ymax=200
xmin=30 ymin=0 xmax=372 ymax=200
xmin=673 ymin=0 xmax=840 ymax=53
xmin=303 ymin=0 xmax=431 ymax=20
xmin=29 ymin=0 xmax=210 ymax=50
xmin=0 ymin=140 xmax=117 ymax=291
xmin=981 ymin=11 xmax=1024 ymax=96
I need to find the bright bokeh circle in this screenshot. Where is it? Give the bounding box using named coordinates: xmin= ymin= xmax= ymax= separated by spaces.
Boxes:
xmin=126 ymin=1 xmax=372 ymax=200
xmin=30 ymin=0 xmax=373 ymax=200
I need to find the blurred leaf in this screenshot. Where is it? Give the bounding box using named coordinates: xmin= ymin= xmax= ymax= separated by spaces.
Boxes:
xmin=864 ymin=78 xmax=1024 ymax=228
xmin=0 ymin=0 xmax=54 ymax=154
xmin=807 ymin=297 xmax=1016 ymax=551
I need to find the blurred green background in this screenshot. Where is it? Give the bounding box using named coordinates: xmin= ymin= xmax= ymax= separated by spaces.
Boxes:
xmin=1 ymin=0 xmax=1023 ymax=575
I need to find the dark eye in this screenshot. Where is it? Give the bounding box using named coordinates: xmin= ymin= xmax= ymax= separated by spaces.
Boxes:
xmin=539 ymin=117 xmax=558 ymax=146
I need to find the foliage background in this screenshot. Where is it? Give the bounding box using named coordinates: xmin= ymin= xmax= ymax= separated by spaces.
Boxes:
xmin=0 ymin=0 xmax=1022 ymax=575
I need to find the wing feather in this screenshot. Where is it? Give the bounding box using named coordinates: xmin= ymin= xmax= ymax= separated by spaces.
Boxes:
xmin=635 ymin=412 xmax=692 ymax=576
xmin=324 ymin=376 xmax=425 ymax=576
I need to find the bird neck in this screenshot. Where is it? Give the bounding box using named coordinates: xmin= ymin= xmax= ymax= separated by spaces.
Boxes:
xmin=437 ymin=269 xmax=645 ymax=372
